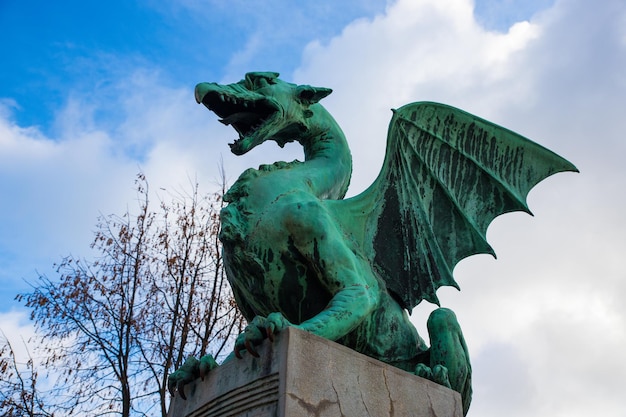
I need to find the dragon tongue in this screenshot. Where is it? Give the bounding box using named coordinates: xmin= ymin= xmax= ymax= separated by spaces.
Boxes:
xmin=221 ymin=112 xmax=257 ymax=125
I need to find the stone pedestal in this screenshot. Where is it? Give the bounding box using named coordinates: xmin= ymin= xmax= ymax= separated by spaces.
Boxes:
xmin=167 ymin=327 xmax=463 ymax=417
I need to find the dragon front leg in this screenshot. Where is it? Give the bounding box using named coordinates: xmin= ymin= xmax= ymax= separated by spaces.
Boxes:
xmin=233 ymin=199 xmax=381 ymax=356
xmin=282 ymin=200 xmax=381 ymax=341
xmin=231 ymin=270 xmax=380 ymax=358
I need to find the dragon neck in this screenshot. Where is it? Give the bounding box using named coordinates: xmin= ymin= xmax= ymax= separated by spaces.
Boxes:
xmin=224 ymin=107 xmax=352 ymax=208
xmin=297 ymin=107 xmax=352 ymax=200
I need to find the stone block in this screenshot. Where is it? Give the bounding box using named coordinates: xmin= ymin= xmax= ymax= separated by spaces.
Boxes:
xmin=167 ymin=327 xmax=462 ymax=417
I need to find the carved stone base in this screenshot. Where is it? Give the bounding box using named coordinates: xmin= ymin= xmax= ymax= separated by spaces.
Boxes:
xmin=167 ymin=327 xmax=462 ymax=417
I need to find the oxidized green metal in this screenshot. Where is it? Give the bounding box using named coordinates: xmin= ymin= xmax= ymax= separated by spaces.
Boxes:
xmin=168 ymin=72 xmax=577 ymax=415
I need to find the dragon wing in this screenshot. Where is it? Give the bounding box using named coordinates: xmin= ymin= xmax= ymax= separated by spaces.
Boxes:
xmin=333 ymin=102 xmax=578 ymax=310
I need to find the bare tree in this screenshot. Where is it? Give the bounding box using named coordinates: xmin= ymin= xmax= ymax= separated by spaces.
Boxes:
xmin=13 ymin=173 xmax=244 ymax=416
xmin=0 ymin=333 xmax=53 ymax=417
xmin=138 ymin=176 xmax=244 ymax=416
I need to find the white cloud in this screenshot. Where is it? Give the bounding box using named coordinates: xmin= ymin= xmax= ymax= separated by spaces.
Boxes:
xmin=0 ymin=71 xmax=248 ymax=299
xmin=0 ymin=310 xmax=36 ymax=364
xmin=0 ymin=105 xmax=131 ymax=252
xmin=295 ymin=0 xmax=545 ymax=196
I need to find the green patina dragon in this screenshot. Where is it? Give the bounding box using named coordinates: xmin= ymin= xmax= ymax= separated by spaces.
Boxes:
xmin=168 ymin=72 xmax=577 ymax=414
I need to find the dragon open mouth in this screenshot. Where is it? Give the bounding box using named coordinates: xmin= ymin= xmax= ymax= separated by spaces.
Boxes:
xmin=195 ymin=83 xmax=279 ymax=155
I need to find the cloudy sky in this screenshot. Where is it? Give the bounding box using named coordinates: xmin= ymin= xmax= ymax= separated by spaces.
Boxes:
xmin=1 ymin=0 xmax=625 ymax=415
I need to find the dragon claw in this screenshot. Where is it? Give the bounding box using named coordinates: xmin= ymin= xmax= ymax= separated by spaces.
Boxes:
xmin=177 ymin=381 xmax=188 ymax=400
xmin=432 ymin=364 xmax=452 ymax=389
xmin=232 ymin=313 xmax=293 ymax=358
xmin=414 ymin=363 xmax=452 ymax=389
xmin=245 ymin=339 xmax=260 ymax=358
xmin=266 ymin=312 xmax=291 ymax=336
xmin=415 ymin=363 xmax=433 ymax=380
xmin=168 ymin=355 xmax=219 ymax=399
xmin=198 ymin=355 xmax=218 ymax=381
xmin=234 ymin=345 xmax=243 ymax=359
xmin=167 ymin=378 xmax=176 ymax=397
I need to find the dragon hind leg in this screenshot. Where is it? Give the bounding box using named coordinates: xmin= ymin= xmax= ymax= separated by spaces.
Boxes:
xmin=422 ymin=307 xmax=472 ymax=415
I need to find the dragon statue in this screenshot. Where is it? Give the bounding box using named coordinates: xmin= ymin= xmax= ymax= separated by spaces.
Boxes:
xmin=168 ymin=72 xmax=577 ymax=415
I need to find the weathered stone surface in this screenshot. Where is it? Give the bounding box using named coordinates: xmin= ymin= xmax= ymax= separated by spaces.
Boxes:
xmin=167 ymin=327 xmax=462 ymax=417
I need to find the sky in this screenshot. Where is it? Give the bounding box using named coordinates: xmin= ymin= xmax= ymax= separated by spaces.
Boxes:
xmin=1 ymin=0 xmax=625 ymax=415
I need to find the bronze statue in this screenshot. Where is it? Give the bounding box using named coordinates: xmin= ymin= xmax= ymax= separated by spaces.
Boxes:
xmin=169 ymin=72 xmax=577 ymax=415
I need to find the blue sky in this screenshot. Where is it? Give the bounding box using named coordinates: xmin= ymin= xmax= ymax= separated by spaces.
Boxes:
xmin=1 ymin=0 xmax=386 ymax=131
xmin=1 ymin=0 xmax=552 ymax=132
xmin=1 ymin=1 xmax=626 ymax=416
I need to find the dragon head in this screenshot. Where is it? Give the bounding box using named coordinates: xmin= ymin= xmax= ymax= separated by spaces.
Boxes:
xmin=195 ymin=72 xmax=332 ymax=155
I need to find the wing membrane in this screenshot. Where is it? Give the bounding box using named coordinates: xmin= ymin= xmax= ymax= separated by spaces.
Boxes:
xmin=340 ymin=102 xmax=577 ymax=309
